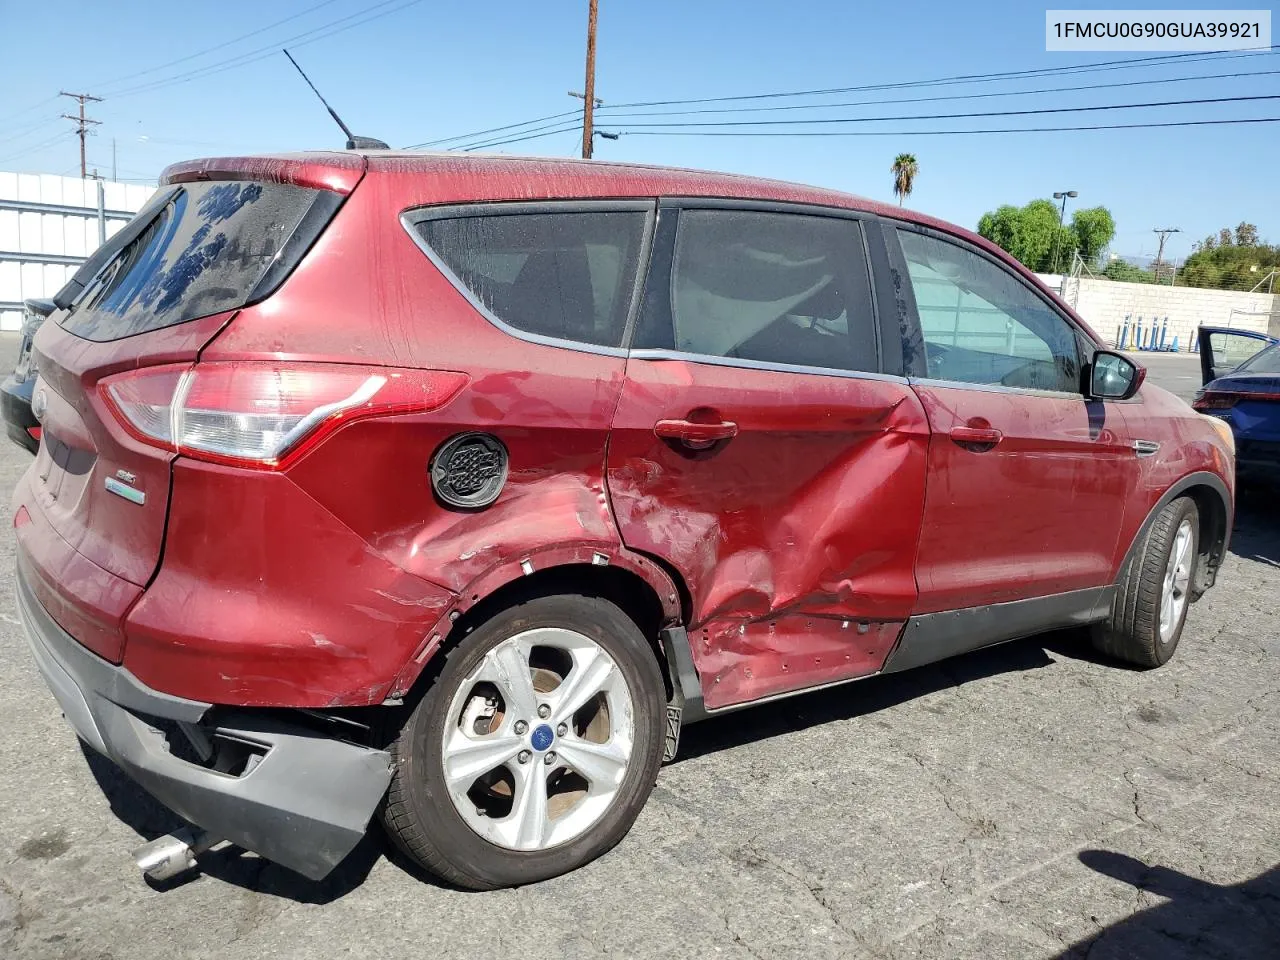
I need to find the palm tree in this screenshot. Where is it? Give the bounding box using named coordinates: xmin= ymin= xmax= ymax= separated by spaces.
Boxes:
xmin=891 ymin=153 xmax=918 ymax=206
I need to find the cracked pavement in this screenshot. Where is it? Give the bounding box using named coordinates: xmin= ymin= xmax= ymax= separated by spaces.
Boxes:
xmin=1 ymin=348 xmax=1277 ymax=959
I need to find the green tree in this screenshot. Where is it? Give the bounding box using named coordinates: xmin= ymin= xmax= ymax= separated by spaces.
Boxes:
xmin=1070 ymin=206 xmax=1116 ymax=267
xmin=1103 ymin=259 xmax=1156 ymax=283
xmin=976 ymin=205 xmax=1023 ymax=256
xmin=891 ymin=153 xmax=918 ymax=206
xmin=1178 ymin=225 xmax=1278 ymax=289
xmin=976 ymin=198 xmax=1106 ymax=272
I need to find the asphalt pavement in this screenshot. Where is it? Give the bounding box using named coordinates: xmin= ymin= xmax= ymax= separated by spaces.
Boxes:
xmin=2 ymin=341 xmax=1277 ymax=959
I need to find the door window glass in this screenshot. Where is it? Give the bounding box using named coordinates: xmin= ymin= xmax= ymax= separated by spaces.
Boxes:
xmin=665 ymin=210 xmax=877 ymax=373
xmin=897 ymin=229 xmax=1081 ymax=393
xmin=1209 ymin=332 xmax=1272 ymax=372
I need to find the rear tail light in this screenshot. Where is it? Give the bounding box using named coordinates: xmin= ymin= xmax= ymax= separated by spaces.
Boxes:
xmin=99 ymin=362 xmax=468 ymax=469
xmin=1192 ymin=390 xmax=1239 ymax=411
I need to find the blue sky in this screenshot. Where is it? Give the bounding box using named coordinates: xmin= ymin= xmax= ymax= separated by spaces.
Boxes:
xmin=1 ymin=0 xmax=1276 ymax=261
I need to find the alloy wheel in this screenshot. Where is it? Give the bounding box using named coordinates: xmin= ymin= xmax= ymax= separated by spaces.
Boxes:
xmin=440 ymin=627 xmax=635 ymax=851
xmin=1159 ymin=518 xmax=1194 ymax=644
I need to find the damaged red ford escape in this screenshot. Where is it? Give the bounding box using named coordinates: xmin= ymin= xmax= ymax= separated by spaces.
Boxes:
xmin=13 ymin=152 xmax=1235 ymax=890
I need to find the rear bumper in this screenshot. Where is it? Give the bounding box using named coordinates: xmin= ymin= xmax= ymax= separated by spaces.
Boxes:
xmin=16 ymin=566 xmax=394 ymax=880
xmin=1 ymin=374 xmax=38 ymax=454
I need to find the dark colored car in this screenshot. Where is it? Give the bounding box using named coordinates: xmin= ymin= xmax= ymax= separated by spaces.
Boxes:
xmin=1194 ymin=325 xmax=1280 ymax=481
xmin=13 ymin=152 xmax=1235 ymax=891
xmin=1 ymin=298 xmax=55 ymax=453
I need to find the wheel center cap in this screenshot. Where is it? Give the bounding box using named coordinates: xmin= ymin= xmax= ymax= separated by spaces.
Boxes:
xmin=530 ymin=724 xmax=555 ymax=752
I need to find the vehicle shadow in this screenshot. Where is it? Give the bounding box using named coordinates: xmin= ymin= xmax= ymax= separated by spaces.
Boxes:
xmin=1056 ymin=850 xmax=1280 ymax=958
xmin=1229 ymin=484 xmax=1280 ymax=567
xmin=79 ymin=744 xmax=422 ymax=902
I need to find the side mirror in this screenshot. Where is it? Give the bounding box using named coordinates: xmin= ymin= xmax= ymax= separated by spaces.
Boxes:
xmin=1089 ymin=350 xmax=1145 ymax=400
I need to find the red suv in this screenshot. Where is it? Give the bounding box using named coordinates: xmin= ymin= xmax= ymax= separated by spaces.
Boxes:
xmin=14 ymin=152 xmax=1235 ymax=890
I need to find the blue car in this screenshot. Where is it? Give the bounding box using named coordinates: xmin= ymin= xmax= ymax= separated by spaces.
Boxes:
xmin=1194 ymin=326 xmax=1280 ymax=482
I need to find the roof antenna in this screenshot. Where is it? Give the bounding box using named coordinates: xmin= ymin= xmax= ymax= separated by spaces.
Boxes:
xmin=282 ymin=49 xmax=388 ymax=150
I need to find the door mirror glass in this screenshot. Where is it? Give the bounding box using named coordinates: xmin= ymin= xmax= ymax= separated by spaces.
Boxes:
xmin=1090 ymin=351 xmax=1143 ymax=400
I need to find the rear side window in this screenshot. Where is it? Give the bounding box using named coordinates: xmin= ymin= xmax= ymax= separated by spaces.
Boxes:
xmin=413 ymin=210 xmax=648 ymax=348
xmin=61 ymin=181 xmax=337 ymax=342
xmin=659 ymin=210 xmax=877 ymax=373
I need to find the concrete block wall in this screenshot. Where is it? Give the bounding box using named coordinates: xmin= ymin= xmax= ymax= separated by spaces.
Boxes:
xmin=1034 ymin=272 xmax=1278 ymax=351
xmin=0 ymin=172 xmax=154 ymax=331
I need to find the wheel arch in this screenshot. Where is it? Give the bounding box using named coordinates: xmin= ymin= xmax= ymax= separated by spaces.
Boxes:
xmin=388 ymin=547 xmax=688 ymax=702
xmin=1118 ymin=471 xmax=1232 ymax=598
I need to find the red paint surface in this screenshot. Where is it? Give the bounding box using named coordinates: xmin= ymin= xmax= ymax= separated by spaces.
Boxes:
xmin=11 ymin=152 xmax=1234 ymax=712
xmin=1111 ymin=383 xmax=1236 ymax=569
xmin=910 ymin=386 xmax=1138 ymax=612
xmin=606 ymin=360 xmax=929 ymax=705
xmin=13 ymin=469 xmax=141 ymax=661
xmin=124 ymin=459 xmax=455 ymax=707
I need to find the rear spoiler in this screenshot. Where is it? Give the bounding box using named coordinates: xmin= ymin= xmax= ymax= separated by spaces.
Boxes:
xmin=160 ymin=153 xmax=367 ymax=195
xmin=23 ymin=298 xmax=56 ymax=318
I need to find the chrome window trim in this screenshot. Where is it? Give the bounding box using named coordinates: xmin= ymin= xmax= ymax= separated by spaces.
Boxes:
xmin=627 ymin=348 xmax=909 ymax=385
xmin=906 ymin=375 xmax=1085 ymax=401
xmin=399 ymin=199 xmax=657 ymax=360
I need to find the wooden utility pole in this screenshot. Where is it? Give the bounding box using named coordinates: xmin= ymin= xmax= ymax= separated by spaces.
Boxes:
xmin=60 ymin=91 xmax=102 ymax=179
xmin=1153 ymin=227 xmax=1181 ymax=283
xmin=581 ymin=0 xmax=598 ymax=159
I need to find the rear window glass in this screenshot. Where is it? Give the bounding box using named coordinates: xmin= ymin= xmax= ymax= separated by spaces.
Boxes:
xmin=60 ymin=181 xmax=326 ymax=342
xmin=1240 ymin=343 xmax=1280 ymax=374
xmin=414 ymin=210 xmax=647 ymax=348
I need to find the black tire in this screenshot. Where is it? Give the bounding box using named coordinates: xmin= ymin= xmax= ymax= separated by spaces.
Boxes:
xmin=1093 ymin=496 xmax=1199 ymax=668
xmin=381 ymin=594 xmax=666 ymax=890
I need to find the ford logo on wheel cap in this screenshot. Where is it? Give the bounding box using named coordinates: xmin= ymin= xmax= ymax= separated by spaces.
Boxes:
xmin=530 ymin=724 xmax=555 ymax=752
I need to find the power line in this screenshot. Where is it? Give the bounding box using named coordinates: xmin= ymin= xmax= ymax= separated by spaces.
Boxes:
xmin=454 ymin=116 xmax=590 ymax=150
xmin=0 ymin=130 xmax=71 ymax=167
xmin=92 ymin=0 xmax=348 ymax=91
xmin=595 ymin=66 xmax=1280 ymax=119
xmin=0 ymin=2 xmax=349 ymax=122
xmin=463 ymin=124 xmax=587 ymax=151
xmin=105 ymin=0 xmax=428 ymax=100
xmin=405 ymin=109 xmax=581 ymax=150
xmin=0 ymin=95 xmax=60 ymax=128
xmin=604 ymin=47 xmax=1276 ymax=109
xmin=600 ymin=93 xmax=1280 ymax=130
xmin=417 ymin=47 xmax=1274 ymax=154
xmin=614 ymin=115 xmax=1280 ymax=137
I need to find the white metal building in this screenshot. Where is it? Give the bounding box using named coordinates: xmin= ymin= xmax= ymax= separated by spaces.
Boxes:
xmin=0 ymin=172 xmax=155 ymax=331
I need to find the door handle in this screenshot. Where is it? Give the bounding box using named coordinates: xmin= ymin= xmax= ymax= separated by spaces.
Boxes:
xmin=950 ymin=425 xmax=1003 ymax=447
xmin=654 ymin=418 xmax=739 ymax=449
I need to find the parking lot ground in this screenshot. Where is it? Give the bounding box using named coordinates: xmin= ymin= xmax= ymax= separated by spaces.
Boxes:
xmin=1 ymin=338 xmax=1276 ymax=960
